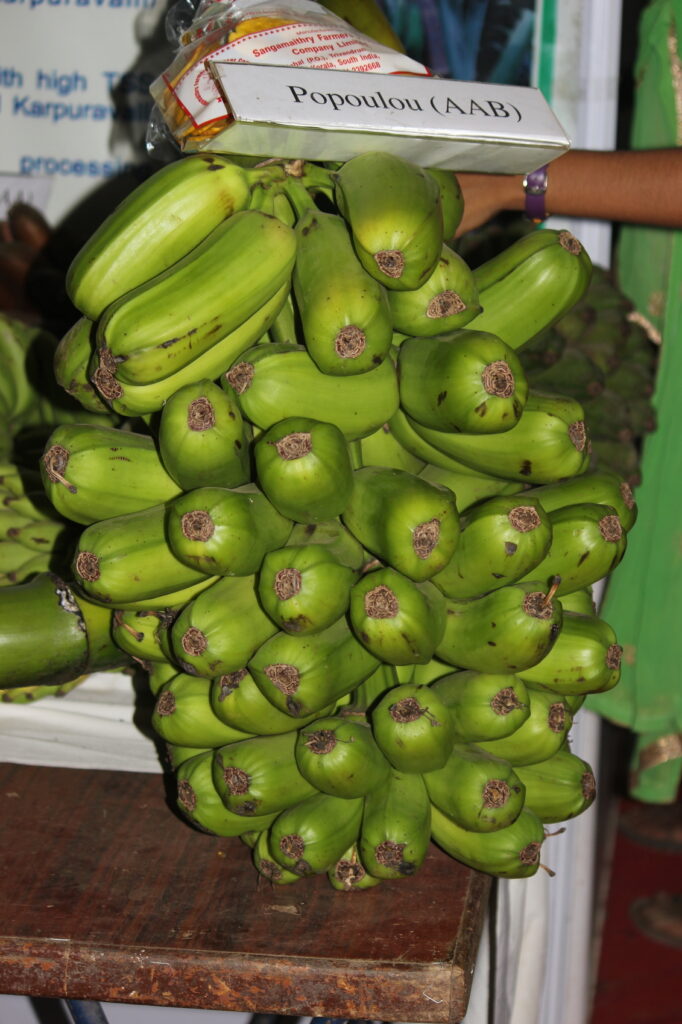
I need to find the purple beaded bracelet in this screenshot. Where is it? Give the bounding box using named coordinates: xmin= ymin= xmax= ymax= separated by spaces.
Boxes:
xmin=523 ymin=165 xmax=549 ymax=223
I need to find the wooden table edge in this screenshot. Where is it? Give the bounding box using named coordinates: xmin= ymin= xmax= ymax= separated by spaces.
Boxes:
xmin=0 ymin=868 xmax=490 ymax=1023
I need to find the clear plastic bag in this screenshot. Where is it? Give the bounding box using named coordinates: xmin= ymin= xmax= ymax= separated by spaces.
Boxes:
xmin=149 ymin=0 xmax=428 ymax=152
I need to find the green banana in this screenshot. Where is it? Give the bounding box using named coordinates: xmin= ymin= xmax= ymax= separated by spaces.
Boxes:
xmin=176 ymin=749 xmax=278 ymax=836
xmin=0 ymin=511 xmax=36 ymax=539
xmin=165 ymin=484 xmax=292 ymax=577
xmin=157 ymin=378 xmax=251 ymax=490
xmin=418 ymin=461 xmax=520 ymax=513
xmin=164 ymin=741 xmax=212 ymax=771
xmin=409 ymin=656 xmax=453 ymax=685
xmin=0 ymin=465 xmax=43 ymax=498
xmin=3 ymin=489 xmax=63 ymax=523
xmin=430 ymin=804 xmax=546 ymax=878
xmin=53 ymin=317 xmax=113 ymax=414
xmin=287 ymin=518 xmax=366 ymax=571
xmin=514 ymin=747 xmax=597 ymax=824
xmin=212 ymin=731 xmax=318 ymax=816
xmin=0 ymin=314 xmax=42 ymax=424
xmin=96 ymin=210 xmax=296 ymax=386
xmin=267 ymin=288 xmax=298 ymax=346
xmin=67 ymin=155 xmax=287 ymax=318
xmin=0 ymin=572 xmax=127 ymax=688
xmin=287 ymin=185 xmax=394 ymax=375
xmin=72 ymin=503 xmax=218 ymax=607
xmin=525 ymin=345 xmax=605 ymax=401
xmin=370 ymin=682 xmax=455 ymax=773
xmin=406 ymin=391 xmax=591 ymax=484
xmin=424 ymin=743 xmax=525 ymax=833
xmin=248 ymin=615 xmax=380 ymax=719
xmin=339 ymin=661 xmax=399 ymax=717
xmin=517 ymin=610 xmax=622 ymax=695
xmin=389 ymin=404 xmax=511 ymax=474
xmin=5 ymin=517 xmax=73 ymax=554
xmin=517 ymin=469 xmax=638 ymax=533
xmin=0 ymin=548 xmax=53 ymax=585
xmin=333 ymin=151 xmax=444 ymax=291
xmin=0 ymin=675 xmax=88 ymax=704
xmin=475 ymin=687 xmax=573 ymax=766
xmin=210 ymin=668 xmax=335 ymax=735
xmin=253 ymin=416 xmax=354 ymax=523
xmin=468 ymin=228 xmax=593 ymax=350
xmin=92 ymin=281 xmax=290 ymax=418
xmin=148 ymin=659 xmax=181 ymax=696
xmin=268 ymin=791 xmax=364 ymax=876
xmin=152 ymin=672 xmax=255 ymax=748
xmin=222 ymin=341 xmax=399 ymax=441
xmin=0 ymin=427 xmax=11 ymax=463
xmin=257 ymin=543 xmax=356 ymax=635
xmin=294 ymin=715 xmax=390 ymax=798
xmin=517 ymin=502 xmax=627 ymax=596
xmin=348 ymin=566 xmax=446 ymax=665
xmin=516 ymin=325 xmax=567 ymax=375
xmin=358 ymin=421 xmax=426 ymax=474
xmin=170 ymin=573 xmax=278 ymax=678
xmin=559 ymin=587 xmax=596 ymax=615
xmin=328 ymin=844 xmax=382 ymax=890
xmin=425 ymin=169 xmax=464 ymax=240
xmin=431 ymin=493 xmax=552 ymax=600
xmin=111 ymin=607 xmax=180 ymax=665
xmin=430 ymin=670 xmax=531 ymax=742
xmin=387 ymin=244 xmax=480 ymax=337
xmin=253 ymin=829 xmax=301 ymax=885
xmin=341 ymin=466 xmax=460 ymax=582
xmin=435 ymin=579 xmax=564 ymax=674
xmin=569 ymin=316 xmax=622 ymax=374
xmin=40 ymin=422 xmax=182 ymax=525
xmin=359 ymin=769 xmax=432 ymax=878
xmin=398 ymin=330 xmax=528 ymax=434
xmin=589 ymin=438 xmax=640 ymax=485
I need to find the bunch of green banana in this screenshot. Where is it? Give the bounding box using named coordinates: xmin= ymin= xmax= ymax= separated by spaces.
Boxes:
xmin=0 ymin=461 xmax=76 ymax=585
xmin=66 ymin=155 xmax=290 ymax=319
xmin=3 ymin=148 xmax=644 ymax=890
xmin=511 ymin=263 xmax=659 ymax=486
xmin=1 ymin=314 xmax=118 ymax=445
xmin=95 ymin=210 xmax=296 ymax=389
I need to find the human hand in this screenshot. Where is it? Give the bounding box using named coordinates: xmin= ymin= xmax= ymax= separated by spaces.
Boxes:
xmin=0 ymin=203 xmax=53 ymax=319
xmin=453 ymin=171 xmax=524 ymax=236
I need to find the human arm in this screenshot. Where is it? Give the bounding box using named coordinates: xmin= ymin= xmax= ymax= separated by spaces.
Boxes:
xmin=454 ymin=148 xmax=682 ymax=236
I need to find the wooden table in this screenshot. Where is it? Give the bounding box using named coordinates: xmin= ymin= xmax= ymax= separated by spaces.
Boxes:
xmin=0 ymin=761 xmax=490 ymax=1023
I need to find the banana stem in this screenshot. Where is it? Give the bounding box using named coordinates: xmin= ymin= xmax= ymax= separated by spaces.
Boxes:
xmin=543 ymin=575 xmax=562 ymax=606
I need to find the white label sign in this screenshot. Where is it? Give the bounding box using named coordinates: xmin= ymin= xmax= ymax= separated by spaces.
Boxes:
xmin=207 ymin=62 xmax=570 ymax=172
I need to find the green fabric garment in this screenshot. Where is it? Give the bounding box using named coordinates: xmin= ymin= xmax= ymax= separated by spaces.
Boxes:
xmin=586 ymin=0 xmax=682 ymax=803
